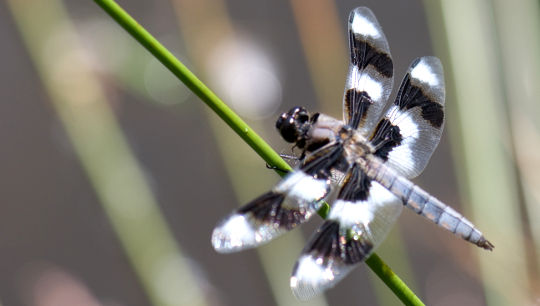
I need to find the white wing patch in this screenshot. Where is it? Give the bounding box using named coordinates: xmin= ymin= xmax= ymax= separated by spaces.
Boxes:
xmin=351 ymin=14 xmax=381 ymax=38
xmin=212 ymin=214 xmax=259 ymax=253
xmin=291 ymin=256 xmax=335 ymax=286
xmin=411 ymin=58 xmax=439 ymax=86
xmin=275 ymin=171 xmax=328 ymax=202
xmin=329 ymin=200 xmax=374 ymax=228
xmin=290 ymin=255 xmax=354 ymax=301
xmin=386 ymin=141 xmax=415 ymax=176
xmin=388 ymin=106 xmax=420 ymax=139
xmin=351 ymin=67 xmax=384 ymax=101
xmin=331 ymin=182 xmax=402 ymax=244
xmin=330 ymin=183 xmax=401 ymax=222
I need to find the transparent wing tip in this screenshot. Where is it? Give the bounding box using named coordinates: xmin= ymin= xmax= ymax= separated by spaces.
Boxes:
xmin=290 ymin=276 xmax=320 ymax=301
xmin=351 ymin=7 xmax=375 ymax=19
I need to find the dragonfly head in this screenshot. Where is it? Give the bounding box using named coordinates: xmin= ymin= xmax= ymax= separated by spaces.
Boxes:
xmin=276 ymin=106 xmax=312 ymax=147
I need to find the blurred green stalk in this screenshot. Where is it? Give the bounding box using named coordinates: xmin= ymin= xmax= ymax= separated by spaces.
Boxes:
xmin=424 ymin=0 xmax=530 ymax=305
xmin=491 ymin=0 xmax=540 ymax=281
xmin=93 ymin=0 xmax=424 ymax=304
xmin=7 ymin=0 xmax=208 ymax=305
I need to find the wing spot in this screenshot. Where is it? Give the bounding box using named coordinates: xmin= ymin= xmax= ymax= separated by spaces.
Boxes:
xmin=370 ymin=118 xmax=403 ymax=161
xmin=349 ymin=38 xmax=393 ymax=78
xmin=394 ymin=74 xmax=444 ymax=128
xmin=303 ymin=220 xmax=373 ymax=265
xmin=345 ymin=89 xmax=373 ymax=129
xmin=337 ymin=164 xmax=372 ymax=201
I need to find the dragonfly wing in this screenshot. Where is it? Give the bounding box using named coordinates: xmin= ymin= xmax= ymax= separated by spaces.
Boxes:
xmin=212 ymin=143 xmax=346 ymax=253
xmin=290 ymin=164 xmax=402 ymax=299
xmin=369 ymin=56 xmax=445 ymax=178
xmin=343 ymin=7 xmax=394 ymax=135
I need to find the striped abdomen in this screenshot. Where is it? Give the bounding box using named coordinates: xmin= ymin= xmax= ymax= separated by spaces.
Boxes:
xmin=364 ymin=156 xmax=493 ymax=250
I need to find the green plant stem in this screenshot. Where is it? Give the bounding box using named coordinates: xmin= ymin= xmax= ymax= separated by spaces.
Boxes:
xmin=366 ymin=254 xmax=424 ymax=306
xmin=94 ymin=0 xmax=424 ymax=305
xmin=94 ymin=0 xmax=290 ymax=175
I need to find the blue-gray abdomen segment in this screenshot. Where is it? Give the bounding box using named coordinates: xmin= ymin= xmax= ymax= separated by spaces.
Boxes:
xmin=364 ymin=156 xmax=493 ymax=250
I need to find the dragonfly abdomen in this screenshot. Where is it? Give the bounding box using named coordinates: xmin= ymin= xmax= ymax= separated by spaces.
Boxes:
xmin=364 ymin=156 xmax=494 ymax=250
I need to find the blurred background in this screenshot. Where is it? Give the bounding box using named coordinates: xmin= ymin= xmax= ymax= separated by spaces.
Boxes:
xmin=1 ymin=0 xmax=539 ymax=305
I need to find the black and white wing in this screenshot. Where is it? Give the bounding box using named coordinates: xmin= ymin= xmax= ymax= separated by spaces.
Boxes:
xmin=290 ymin=164 xmax=402 ymax=300
xmin=343 ymin=7 xmax=394 ymax=135
xmin=369 ymin=56 xmax=445 ymax=178
xmin=212 ymin=142 xmax=346 ymax=253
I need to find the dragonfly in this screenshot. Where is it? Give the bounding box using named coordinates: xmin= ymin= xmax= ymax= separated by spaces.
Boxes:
xmin=211 ymin=6 xmax=493 ymax=300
